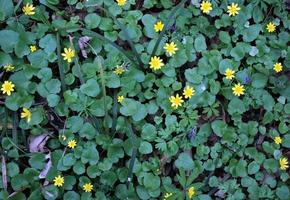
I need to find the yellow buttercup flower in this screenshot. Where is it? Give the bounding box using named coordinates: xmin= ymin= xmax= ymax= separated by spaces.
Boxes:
xmin=149 ymin=56 xmax=164 ymax=70
xmin=188 ymin=186 xmax=195 ymax=199
xmin=279 ymin=157 xmax=289 ymax=170
xmin=273 ymin=62 xmax=283 ymax=73
xmin=169 ymin=94 xmax=184 ymax=109
xmin=266 ymin=22 xmax=276 ymax=33
xmin=164 ymin=192 xmax=173 ymax=199
xmin=116 ymin=0 xmax=126 ymax=6
xmin=68 ymin=140 xmax=77 ymax=149
xmin=267 ymin=22 xmax=276 ymax=33
xmin=232 ymin=83 xmax=245 ymax=96
xmin=53 ymin=175 xmax=64 ymax=187
xmin=200 ymin=1 xmax=213 ymax=14
xmin=114 ymin=65 xmax=125 ymax=75
xmin=154 ymin=21 xmax=164 ymax=32
xmin=30 ymin=45 xmax=37 ymax=52
xmin=164 ymin=42 xmax=178 ymax=56
xmin=61 ymin=48 xmax=75 ymax=63
xmin=1 ymin=81 xmax=15 ymax=96
xmin=22 ymin=3 xmax=35 ymax=16
xmin=118 ymin=95 xmax=124 ymax=103
xmin=227 ymin=3 xmax=240 ymax=16
xmin=274 ymin=136 xmax=282 ymax=145
xmin=3 ymin=64 xmax=14 ymax=72
xmin=83 ymin=183 xmax=93 ymax=192
xmin=183 ymin=86 xmax=195 ymax=99
xmin=224 ymin=68 xmax=235 ymax=80
xmin=21 ymin=108 xmax=31 ymax=123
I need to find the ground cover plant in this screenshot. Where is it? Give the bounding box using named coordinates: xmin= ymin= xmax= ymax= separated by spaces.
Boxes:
xmin=0 ymin=0 xmax=290 ymax=199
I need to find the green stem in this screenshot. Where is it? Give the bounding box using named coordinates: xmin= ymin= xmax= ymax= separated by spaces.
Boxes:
xmin=126 ymin=121 xmax=138 ymax=188
xmin=56 ymin=32 xmax=67 ymax=92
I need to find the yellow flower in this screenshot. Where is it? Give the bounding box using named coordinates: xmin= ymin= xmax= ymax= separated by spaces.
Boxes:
xmin=1 ymin=81 xmax=15 ymax=96
xmin=22 ymin=3 xmax=35 ymax=16
xmin=169 ymin=94 xmax=184 ymax=109
xmin=114 ymin=65 xmax=125 ymax=75
xmin=232 ymin=83 xmax=245 ymax=96
xmin=274 ymin=136 xmax=282 ymax=145
xmin=227 ymin=3 xmax=240 ymax=16
xmin=273 ymin=62 xmax=283 ymax=73
xmin=3 ymin=64 xmax=14 ymax=72
xmin=21 ymin=108 xmax=31 ymax=123
xmin=149 ymin=56 xmax=164 ymax=70
xmin=266 ymin=22 xmax=276 ymax=33
xmin=200 ymin=1 xmax=213 ymax=14
xmin=30 ymin=45 xmax=37 ymax=52
xmin=116 ymin=0 xmax=126 ymax=6
xmin=183 ymin=86 xmax=195 ymax=99
xmin=83 ymin=183 xmax=93 ymax=192
xmin=117 ymin=95 xmax=124 ymax=103
xmin=279 ymin=157 xmax=289 ymax=170
xmin=154 ymin=21 xmax=164 ymax=32
xmin=188 ymin=186 xmax=195 ymax=199
xmin=68 ymin=140 xmax=77 ymax=149
xmin=61 ymin=48 xmax=75 ymax=63
xmin=164 ymin=192 xmax=173 ymax=199
xmin=53 ymin=175 xmax=64 ymax=187
xmin=224 ymin=68 xmax=235 ymax=80
xmin=164 ymin=42 xmax=178 ymax=56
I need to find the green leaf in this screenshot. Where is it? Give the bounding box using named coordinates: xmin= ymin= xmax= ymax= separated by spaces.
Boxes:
xmin=63 ymin=153 xmax=76 ymax=167
xmin=141 ymin=14 xmax=157 ymax=38
xmin=248 ymin=161 xmax=260 ymax=175
xmin=282 ymin=135 xmax=290 ymax=148
xmin=276 ymin=186 xmax=290 ymax=200
xmin=45 ymin=79 xmax=61 ymax=94
xmin=139 ymin=141 xmax=153 ymax=154
xmin=219 ymin=31 xmax=231 ymax=44
xmin=64 ymin=191 xmax=80 ymax=200
xmin=175 ymin=153 xmax=194 ymax=170
xmin=79 ymin=123 xmax=97 ymax=140
xmin=80 ymin=79 xmax=100 ymax=97
xmin=0 ymin=30 xmax=19 ymax=53
xmin=39 ymin=34 xmax=57 ymax=54
xmin=11 ymin=175 xmax=29 ymax=191
xmin=251 ymin=73 xmax=268 ymax=88
xmin=143 ymin=173 xmax=160 ymax=190
xmin=81 ymin=144 xmax=99 ymax=165
xmin=27 ymin=50 xmax=48 ymax=68
xmin=228 ymin=98 xmax=246 ymax=115
xmin=242 ymin=24 xmax=262 ymax=42
xmin=194 ymin=34 xmax=207 ymax=52
xmin=120 ymin=99 xmax=138 ymax=116
xmin=0 ymin=0 xmax=14 ymax=21
xmin=141 ymin=123 xmax=157 ymax=142
xmin=85 ymin=13 xmax=101 ymax=29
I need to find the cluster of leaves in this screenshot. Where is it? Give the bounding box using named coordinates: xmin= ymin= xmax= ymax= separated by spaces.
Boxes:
xmin=0 ymin=0 xmax=290 ymax=199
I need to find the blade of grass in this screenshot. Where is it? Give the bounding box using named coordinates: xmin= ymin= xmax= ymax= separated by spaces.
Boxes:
xmin=96 ymin=56 xmax=109 ymax=133
xmin=81 ymin=28 xmax=140 ymax=69
xmin=85 ymin=4 xmax=143 ymax=68
xmin=56 ymin=32 xmax=67 ymax=92
xmin=13 ymin=0 xmax=23 ymax=14
xmin=110 ymin=90 xmax=118 ymax=136
xmin=12 ymin=112 xmax=18 ymax=144
xmin=69 ymin=37 xmax=85 ymax=85
xmin=126 ymin=121 xmax=138 ymax=188
xmin=150 ymin=0 xmax=187 ymax=58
